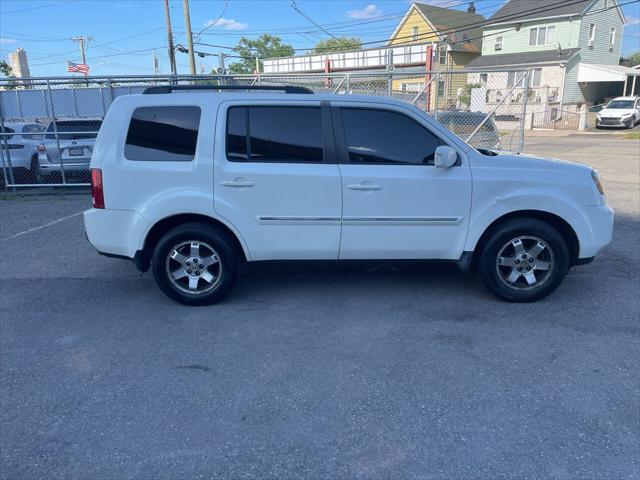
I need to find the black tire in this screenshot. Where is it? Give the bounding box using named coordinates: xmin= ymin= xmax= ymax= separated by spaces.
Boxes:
xmin=151 ymin=222 xmax=240 ymax=305
xmin=477 ymin=218 xmax=570 ymax=302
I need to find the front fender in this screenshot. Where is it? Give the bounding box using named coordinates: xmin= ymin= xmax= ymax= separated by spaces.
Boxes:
xmin=464 ymin=190 xmax=592 ymax=255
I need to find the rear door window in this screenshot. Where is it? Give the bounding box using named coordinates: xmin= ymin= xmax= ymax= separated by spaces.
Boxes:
xmin=226 ymin=106 xmax=323 ymax=163
xmin=125 ymin=106 xmax=201 ymax=161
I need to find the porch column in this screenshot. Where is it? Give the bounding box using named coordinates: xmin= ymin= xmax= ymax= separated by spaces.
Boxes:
xmin=623 ymin=76 xmax=628 ymax=96
xmin=632 ymin=75 xmax=637 ymax=96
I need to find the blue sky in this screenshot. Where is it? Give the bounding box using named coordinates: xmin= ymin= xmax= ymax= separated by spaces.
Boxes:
xmin=1 ymin=0 xmax=639 ymax=77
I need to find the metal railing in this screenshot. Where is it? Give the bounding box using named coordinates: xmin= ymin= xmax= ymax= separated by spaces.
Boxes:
xmin=1 ymin=69 xmax=534 ymax=190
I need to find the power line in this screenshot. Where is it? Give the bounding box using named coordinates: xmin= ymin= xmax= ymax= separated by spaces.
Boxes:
xmin=193 ymin=0 xmax=228 ymax=43
xmin=289 ymin=0 xmax=340 ymax=40
xmin=196 ymin=0 xmax=636 ymax=60
xmin=1 ymin=0 xmax=79 ymax=15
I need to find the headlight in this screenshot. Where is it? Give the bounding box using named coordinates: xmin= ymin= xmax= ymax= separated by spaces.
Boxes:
xmin=591 ymin=170 xmax=605 ymax=195
xmin=596 ymin=113 xmax=602 ymax=118
xmin=621 ymin=112 xmax=633 ymax=118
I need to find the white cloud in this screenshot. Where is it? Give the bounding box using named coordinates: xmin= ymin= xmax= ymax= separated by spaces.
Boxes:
xmin=204 ymin=17 xmax=248 ymax=31
xmin=0 ymin=38 xmax=17 ymax=45
xmin=346 ymin=4 xmax=382 ymax=20
xmin=625 ymin=16 xmax=640 ymax=26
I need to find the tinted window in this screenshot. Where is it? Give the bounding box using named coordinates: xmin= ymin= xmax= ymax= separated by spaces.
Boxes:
xmin=340 ymin=108 xmax=442 ymax=165
xmin=46 ymin=120 xmax=102 ymax=140
xmin=226 ymin=106 xmax=323 ymax=163
xmin=226 ymin=107 xmax=248 ymax=160
xmin=125 ymin=106 xmax=200 ymax=161
xmin=0 ymin=127 xmax=15 ymax=141
xmin=21 ymin=124 xmax=45 ymax=140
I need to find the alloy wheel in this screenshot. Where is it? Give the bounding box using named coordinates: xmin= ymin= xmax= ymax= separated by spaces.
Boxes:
xmin=165 ymin=240 xmax=222 ymax=295
xmin=495 ymin=236 xmax=555 ymax=291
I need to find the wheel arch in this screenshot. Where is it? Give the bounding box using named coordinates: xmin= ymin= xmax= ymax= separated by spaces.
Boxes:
xmin=139 ymin=213 xmax=249 ymax=271
xmin=471 ymin=210 xmax=580 ymax=267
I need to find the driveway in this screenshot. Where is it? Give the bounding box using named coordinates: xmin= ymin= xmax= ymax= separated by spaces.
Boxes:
xmin=1 ymin=134 xmax=638 ymax=479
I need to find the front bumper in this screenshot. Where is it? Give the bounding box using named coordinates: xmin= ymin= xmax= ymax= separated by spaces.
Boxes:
xmin=579 ymin=203 xmax=614 ymax=259
xmin=84 ymin=208 xmax=151 ymax=259
xmin=596 ymin=117 xmax=633 ymax=127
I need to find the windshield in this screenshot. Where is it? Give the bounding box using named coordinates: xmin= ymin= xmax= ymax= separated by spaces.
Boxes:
xmin=46 ymin=120 xmax=102 ymax=140
xmin=606 ymin=100 xmax=635 ymax=109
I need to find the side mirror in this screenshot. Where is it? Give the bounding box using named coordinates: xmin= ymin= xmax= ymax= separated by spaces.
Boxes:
xmin=434 ymin=145 xmax=457 ymax=168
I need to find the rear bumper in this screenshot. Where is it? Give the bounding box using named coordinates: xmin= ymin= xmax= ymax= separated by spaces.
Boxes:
xmin=84 ymin=208 xmax=151 ymax=259
xmin=40 ymin=162 xmax=90 ymax=173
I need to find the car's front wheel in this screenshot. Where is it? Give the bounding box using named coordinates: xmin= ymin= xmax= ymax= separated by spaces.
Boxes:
xmin=477 ymin=218 xmax=570 ymax=302
xmin=151 ymin=223 xmax=240 ymax=305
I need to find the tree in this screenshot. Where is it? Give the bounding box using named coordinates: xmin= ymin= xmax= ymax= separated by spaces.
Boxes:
xmin=228 ymin=34 xmax=295 ymax=74
xmin=620 ymin=51 xmax=640 ymax=67
xmin=310 ymin=37 xmax=362 ymax=55
xmin=0 ymin=60 xmax=17 ymax=90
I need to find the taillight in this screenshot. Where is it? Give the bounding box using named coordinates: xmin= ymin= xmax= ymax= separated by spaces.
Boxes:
xmin=91 ymin=168 xmax=105 ymax=209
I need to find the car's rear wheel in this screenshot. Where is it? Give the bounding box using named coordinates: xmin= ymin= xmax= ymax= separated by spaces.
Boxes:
xmin=477 ymin=218 xmax=570 ymax=302
xmin=151 ymin=223 xmax=240 ymax=305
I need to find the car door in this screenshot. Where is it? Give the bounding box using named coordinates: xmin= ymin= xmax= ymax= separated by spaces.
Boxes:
xmin=333 ymin=102 xmax=472 ymax=260
xmin=214 ymin=100 xmax=342 ymax=261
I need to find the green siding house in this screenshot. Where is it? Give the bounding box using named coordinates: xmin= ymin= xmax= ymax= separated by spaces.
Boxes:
xmin=466 ymin=0 xmax=628 ymax=111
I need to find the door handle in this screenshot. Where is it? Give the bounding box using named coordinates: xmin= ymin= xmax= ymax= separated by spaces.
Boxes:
xmin=220 ymin=180 xmax=255 ymax=188
xmin=346 ymin=183 xmax=382 ymax=191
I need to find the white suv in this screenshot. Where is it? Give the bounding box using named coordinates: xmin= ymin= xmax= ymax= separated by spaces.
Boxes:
xmin=84 ymin=85 xmax=613 ymax=305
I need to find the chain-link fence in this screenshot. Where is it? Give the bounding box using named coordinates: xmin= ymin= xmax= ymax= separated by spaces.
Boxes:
xmin=0 ymin=69 xmax=535 ymax=190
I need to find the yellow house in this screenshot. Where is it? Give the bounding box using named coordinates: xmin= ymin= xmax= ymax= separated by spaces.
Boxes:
xmin=389 ymin=2 xmax=484 ymax=108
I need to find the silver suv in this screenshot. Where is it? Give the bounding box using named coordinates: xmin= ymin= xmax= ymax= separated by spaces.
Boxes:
xmin=37 ymin=118 xmax=102 ymax=181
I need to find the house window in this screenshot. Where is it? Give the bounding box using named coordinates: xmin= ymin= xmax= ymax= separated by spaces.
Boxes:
xmin=495 ymin=36 xmax=503 ymax=51
xmin=547 ymin=26 xmax=555 ymax=44
xmin=479 ymin=73 xmax=488 ymax=86
xmin=412 ymin=26 xmax=419 ymax=41
xmin=589 ymin=23 xmax=596 ymax=46
xmin=437 ymin=78 xmax=446 ymax=98
xmin=604 ymin=0 xmax=608 ymax=7
xmin=529 ymin=26 xmax=555 ymax=46
xmin=609 ymin=27 xmax=616 ymax=50
xmin=532 ymin=68 xmax=542 ymax=87
xmin=438 ymin=46 xmax=447 ymax=65
xmin=507 ymin=71 xmax=526 ymax=88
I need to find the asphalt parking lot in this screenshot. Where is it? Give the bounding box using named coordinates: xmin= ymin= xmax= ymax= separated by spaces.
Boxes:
xmin=1 ymin=134 xmax=638 ymax=479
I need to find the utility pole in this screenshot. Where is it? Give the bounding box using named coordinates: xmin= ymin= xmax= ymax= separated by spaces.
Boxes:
xmin=163 ymin=0 xmax=177 ymax=75
xmin=183 ymin=0 xmax=197 ymax=75
xmin=71 ymin=35 xmax=93 ymax=76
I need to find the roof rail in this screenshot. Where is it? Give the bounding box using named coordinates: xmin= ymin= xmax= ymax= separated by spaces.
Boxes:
xmin=142 ymin=85 xmax=314 ymax=95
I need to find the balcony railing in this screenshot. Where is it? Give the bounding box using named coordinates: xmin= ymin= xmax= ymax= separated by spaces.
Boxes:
xmin=485 ymin=86 xmax=560 ymax=105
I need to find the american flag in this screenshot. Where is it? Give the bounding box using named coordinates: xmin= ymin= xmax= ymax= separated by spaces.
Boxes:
xmin=67 ymin=61 xmax=89 ymax=75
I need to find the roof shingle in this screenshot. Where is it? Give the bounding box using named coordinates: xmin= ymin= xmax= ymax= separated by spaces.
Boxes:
xmin=488 ymin=0 xmax=593 ymax=24
xmin=465 ymin=47 xmax=581 ymax=67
